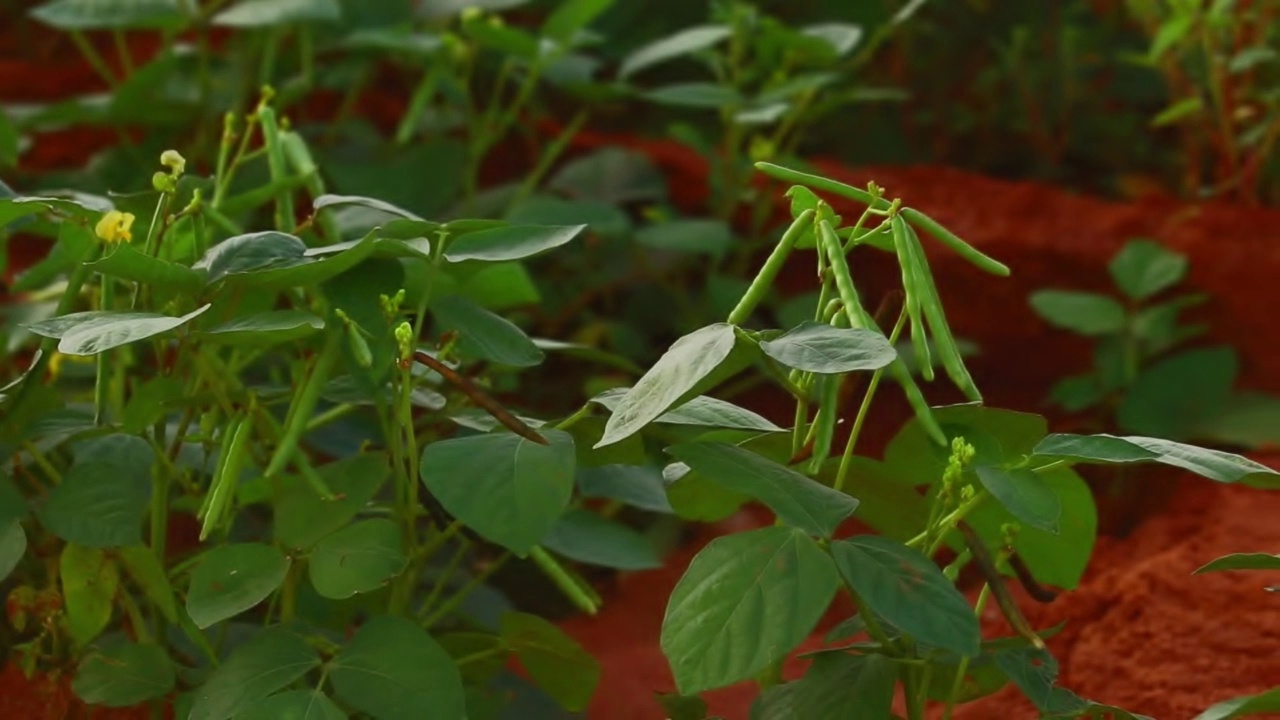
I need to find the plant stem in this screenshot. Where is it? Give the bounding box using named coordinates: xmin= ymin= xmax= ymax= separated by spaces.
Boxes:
xmin=834 ymin=306 xmax=908 ymax=493
xmin=68 ymin=31 xmax=118 ymax=88
xmin=94 ymin=278 xmax=115 ymax=425
xmin=422 ymin=553 xmax=509 ymax=629
xmin=942 ymin=584 xmax=991 ymax=720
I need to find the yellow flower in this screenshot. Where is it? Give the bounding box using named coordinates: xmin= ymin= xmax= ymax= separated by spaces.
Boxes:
xmin=94 ymin=210 xmax=136 ymax=244
xmin=160 ymin=149 xmax=186 ymax=175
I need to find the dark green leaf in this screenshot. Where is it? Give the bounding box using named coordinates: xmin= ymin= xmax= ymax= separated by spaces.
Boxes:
xmin=38 ymin=463 xmax=150 ymax=548
xmin=73 ymin=641 xmax=174 ymax=707
xmin=1118 ymin=347 xmax=1237 ymax=439
xmin=591 ymin=388 xmax=782 ymax=433
xmin=1118 ymin=435 xmax=1280 ymax=488
xmin=27 ymin=306 xmax=211 ymax=356
xmin=275 ymin=453 xmax=389 ymax=549
xmin=789 ymin=652 xmax=895 ymax=718
xmin=61 ymin=543 xmax=119 ymax=646
xmin=1032 ymin=433 xmax=1161 ymax=464
xmin=121 ymin=376 xmax=185 ymax=434
xmin=431 ymin=294 xmax=544 ymax=367
xmin=308 ymin=519 xmax=407 ymax=599
xmin=666 ymin=442 xmax=856 ymax=538
xmin=89 ymin=244 xmax=203 ymax=292
xmin=1194 ymin=687 xmax=1280 ymax=720
xmin=186 ymin=543 xmax=290 ymax=628
xmin=884 ymin=405 xmax=1048 ymax=486
xmin=30 ymin=0 xmax=187 ymax=29
xmin=420 ymin=430 xmax=576 ymax=556
xmin=500 ymin=611 xmax=600 ymax=712
xmin=197 ymin=311 xmax=324 ymax=346
xmin=314 ymin=194 xmax=426 ymax=221
xmin=237 ymin=690 xmax=347 ymax=720
xmin=330 ymin=615 xmax=466 ymax=720
xmin=214 ymin=0 xmax=341 ymax=26
xmin=542 ymin=509 xmax=661 ymax=570
xmin=541 ymin=0 xmax=612 ymax=42
xmin=577 ymin=464 xmax=673 ymax=513
xmin=546 ymin=148 xmax=667 ymax=204
xmin=664 ymin=463 xmax=750 ymax=522
xmin=644 ymin=83 xmax=742 ymax=108
xmin=0 ymin=521 xmax=26 ymax=583
xmin=118 ymin=546 xmax=178 ymax=623
xmin=0 ymin=472 xmax=29 ymax=527
xmin=188 ymin=626 xmax=321 ymax=720
xmin=619 ymin=25 xmax=731 ymax=78
xmin=1194 ymin=552 xmax=1280 ymax=574
xmin=636 ymin=219 xmax=732 ymax=255
xmin=1108 ymin=239 xmax=1187 ymax=301
xmin=759 ymin=322 xmax=896 ymax=374
xmin=832 ymin=535 xmax=979 ymax=656
xmin=1029 ymin=291 xmax=1126 ymax=336
xmin=974 ymin=466 xmax=1061 ymax=534
xmin=443 ymin=225 xmax=585 ymax=263
xmin=1196 ymin=392 xmax=1280 ymax=448
xmin=195 ymin=232 xmax=307 ymax=283
xmin=661 ymin=527 xmax=839 ymax=694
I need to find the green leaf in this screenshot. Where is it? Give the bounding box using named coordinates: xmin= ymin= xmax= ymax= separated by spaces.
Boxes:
xmin=831 ymin=535 xmax=980 ymax=657
xmin=197 ymin=310 xmax=324 ymax=346
xmin=28 ymin=305 xmax=211 ymax=356
xmin=0 ymin=473 xmax=27 ymax=528
xmin=1029 ymin=291 xmax=1126 ymax=336
xmin=236 ymin=690 xmax=347 ymax=720
xmin=38 ymin=463 xmax=150 ymax=548
xmin=661 ymin=527 xmax=839 ymax=695
xmin=314 ymin=194 xmax=427 ymax=221
xmin=443 ymin=225 xmax=585 ymax=263
xmin=1195 ymin=392 xmax=1280 ymax=448
xmin=275 ymin=453 xmax=389 ymax=549
xmin=591 ymin=388 xmax=781 ymax=433
xmin=118 ymin=546 xmax=178 ymax=623
xmin=0 ymin=521 xmax=26 ymax=583
xmin=656 ymin=693 xmax=710 ymax=720
xmin=121 ymin=376 xmax=185 ymax=434
xmin=1033 ymin=433 xmax=1161 ymax=464
xmin=804 ymin=22 xmax=863 ymax=56
xmin=884 ymin=405 xmax=1048 ymax=486
xmin=195 ymin=231 xmax=307 ymax=282
xmin=636 ymin=219 xmax=732 ymax=255
xmin=1047 ymin=375 xmax=1106 ymax=413
xmin=214 ymin=0 xmax=341 ymax=26
xmin=430 ymin=294 xmax=544 ymax=367
xmin=665 ymin=464 xmax=750 ymax=522
xmin=420 ymin=430 xmax=576 ymax=556
xmin=974 ymin=466 xmax=1061 ymax=534
xmin=759 ymin=322 xmax=896 ymax=374
xmin=541 ymin=0 xmax=612 ymax=42
xmin=30 ymin=0 xmax=187 ymax=29
xmin=330 ymin=615 xmax=466 ymax=720
xmin=827 ymin=457 xmax=929 ymax=543
xmin=1108 ymin=239 xmax=1187 ymax=301
xmin=1079 ymin=434 xmax=1280 ymax=488
xmin=644 ymin=83 xmax=742 ymax=109
xmin=60 ymin=544 xmax=119 ymax=646
xmin=460 ymin=262 xmax=541 ymax=310
xmin=577 ymin=464 xmax=673 ymax=513
xmin=547 ymin=147 xmax=667 ymax=204
xmin=597 ymin=323 xmax=739 ymax=447
xmin=1150 ymin=13 xmax=1194 ymax=59
xmin=619 ymin=25 xmax=731 ymax=78
xmin=1118 ymin=347 xmax=1237 ymax=439
xmin=666 ymin=442 xmax=856 ymax=538
xmin=1152 ymin=96 xmax=1204 ymax=127
xmin=88 ymin=244 xmax=204 ymax=293
xmin=787 ymin=652 xmax=895 ymax=718
xmin=542 ymin=509 xmax=661 ymax=570
xmin=188 ymin=626 xmax=321 ymax=720
xmin=186 ymin=543 xmax=290 ymax=628
xmin=308 ymin=519 xmax=407 ymax=599
xmin=1194 ymin=688 xmax=1280 ymax=720
xmin=1194 ymin=552 xmax=1280 ymax=574
xmin=500 ymin=611 xmax=600 ymax=712
xmin=73 ymin=640 xmax=175 ymax=707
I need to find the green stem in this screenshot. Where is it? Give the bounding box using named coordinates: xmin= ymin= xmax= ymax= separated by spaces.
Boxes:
xmin=833 ymin=306 xmax=908 ymax=493
xmin=942 ymin=584 xmax=991 ymax=720
xmin=68 ymin=31 xmax=118 ymax=88
xmin=529 ymin=546 xmax=599 ymax=615
xmin=95 ymin=278 xmax=115 ymax=425
xmin=422 ymin=553 xmax=509 ymax=629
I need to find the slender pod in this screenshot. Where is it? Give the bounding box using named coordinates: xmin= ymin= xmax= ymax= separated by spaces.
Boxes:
xmin=754 ymin=162 xmax=891 ymax=210
xmin=200 ymin=414 xmax=249 ymax=541
xmin=264 ymin=331 xmax=342 ymax=487
xmin=890 ymin=214 xmax=933 ymax=382
xmin=257 ymin=105 xmax=295 ymax=234
xmin=903 ymin=224 xmax=981 ymax=402
xmin=901 ymin=207 xmax=1009 ymax=277
xmin=807 ymin=374 xmax=841 ymax=475
xmin=727 ymin=209 xmax=814 ymax=325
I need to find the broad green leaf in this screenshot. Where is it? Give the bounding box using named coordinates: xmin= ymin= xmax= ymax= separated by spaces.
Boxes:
xmin=644 ymin=83 xmax=742 ymax=108
xmin=974 ymin=466 xmax=1061 ymax=534
xmin=1194 ymin=552 xmax=1280 ymax=574
xmin=197 ymin=310 xmax=324 ymax=346
xmin=831 ymin=535 xmax=980 ymax=657
xmin=1118 ymin=347 xmax=1237 ymax=439
xmin=597 ymin=324 xmax=739 ymax=447
xmin=500 ymin=611 xmax=600 ymax=712
xmin=759 ymin=322 xmax=896 ymax=374
xmin=666 ymin=442 xmax=856 ymax=538
xmin=38 ymin=463 xmax=150 ymax=548
xmin=1120 ymin=435 xmax=1279 ymax=487
xmin=542 ymin=509 xmax=661 ymax=570
xmin=460 ymin=262 xmax=541 ymax=310
xmin=195 ymin=232 xmax=307 ymax=283
xmin=118 ymin=546 xmax=178 ymax=623
xmin=61 ymin=543 xmax=119 ymax=646
xmin=73 ymin=640 xmax=175 ymax=707
xmin=89 ymin=244 xmax=203 ymax=292
xmin=1032 ymin=433 xmax=1161 ymax=464
xmin=420 ymin=430 xmax=576 ymax=556
xmin=541 ymin=0 xmax=612 ymax=42
xmin=30 ymin=0 xmax=187 ymax=29
xmin=188 ymin=626 xmax=321 ymax=720
xmin=823 ymin=456 xmax=929 ymax=543
xmin=308 ymin=519 xmax=407 ymax=599
xmin=28 ymin=305 xmax=211 ymax=356
xmin=330 ymin=616 xmax=466 ymax=720
xmin=430 ymin=294 xmax=544 ymax=367
xmin=1029 ymin=291 xmax=1126 ymax=336
xmin=661 ymin=527 xmax=839 ymax=694
xmin=0 ymin=521 xmax=26 ymax=583
xmin=237 ymin=690 xmax=347 ymax=720
xmin=314 ymin=194 xmax=426 ymax=221
xmin=619 ymin=25 xmax=731 ymax=78
xmin=591 ymin=387 xmax=780 ymax=433
xmin=636 ymin=219 xmax=732 ymax=255
xmin=884 ymin=405 xmax=1048 ymax=486
xmin=665 ymin=463 xmax=750 ymax=522
xmin=210 ymin=234 xmax=378 ymax=291
xmin=787 ymin=652 xmax=895 ymax=718
xmin=546 ymin=147 xmax=667 ymax=204
xmin=214 ymin=0 xmax=341 ymax=26
xmin=1048 ymin=374 xmax=1106 ymax=413
xmin=186 ymin=543 xmax=290 ymax=628
xmin=443 ymin=224 xmax=585 ymax=263
xmin=1194 ymin=687 xmax=1280 ymax=720
xmin=275 ymin=453 xmax=389 ymax=549
xmin=577 ymin=464 xmax=673 ymax=513
xmin=1108 ymin=239 xmax=1187 ymax=300
xmin=993 ymin=647 xmax=1057 ymax=709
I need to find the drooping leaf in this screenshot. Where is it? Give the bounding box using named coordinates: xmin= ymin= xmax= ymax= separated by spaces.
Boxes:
xmin=1194 ymin=552 xmax=1280 ymax=574
xmin=974 ymin=466 xmax=1061 ymax=534
xmin=759 ymin=321 xmax=896 ymax=374
xmin=619 ymin=25 xmax=732 ymax=78
xmin=500 ymin=611 xmax=601 ymax=712
xmin=542 ymin=509 xmax=661 ymax=570
xmin=330 ymin=616 xmax=466 ymax=720
xmin=1042 ymin=434 xmax=1280 ymax=488
xmin=308 ymin=519 xmax=407 ymax=599
xmin=73 ymin=640 xmax=175 ymax=708
xmin=590 ymin=388 xmax=782 ymax=433
xmin=831 ymin=535 xmax=980 ymax=657
xmin=430 ymin=294 xmax=544 ymax=367
xmin=197 ymin=311 xmax=324 ymax=346
xmin=420 ymin=431 xmax=576 ymax=556
xmin=27 ymin=305 xmax=211 ymax=356
xmin=1032 ymin=433 xmax=1161 ymax=464
xmin=186 ymin=543 xmax=290 ymax=628
xmin=443 ymin=224 xmax=585 ymax=263
xmin=88 ymin=244 xmax=204 ymax=292
xmin=666 ymin=442 xmax=856 ymax=538
xmin=61 ymin=543 xmax=119 ymax=646
xmin=188 ymin=626 xmax=321 ymax=720
xmin=661 ymin=527 xmax=839 ymax=695
xmin=314 ymin=194 xmax=426 ymax=221
xmin=1029 ymin=291 xmax=1126 ymax=336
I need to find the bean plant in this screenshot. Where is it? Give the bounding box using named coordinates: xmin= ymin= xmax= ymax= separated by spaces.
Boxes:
xmin=593 ymin=162 xmax=1280 ymax=719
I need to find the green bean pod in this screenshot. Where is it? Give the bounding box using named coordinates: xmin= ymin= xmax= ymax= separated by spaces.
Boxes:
xmin=901 ymin=207 xmax=1010 ymax=277
xmin=727 ymin=209 xmax=814 ymax=325
xmin=257 ymin=105 xmax=295 ymax=234
xmin=807 ymin=374 xmax=841 ymax=475
xmin=264 ymin=332 xmax=342 ymax=483
xmin=755 ymin=162 xmax=891 ymax=211
xmin=890 ymin=214 xmax=933 ymax=382
xmin=200 ymin=414 xmax=249 ymax=541
xmin=281 ymin=129 xmax=341 ymax=242
xmin=529 ymin=546 xmax=599 ymax=616
xmin=903 ymin=223 xmax=982 ymax=402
